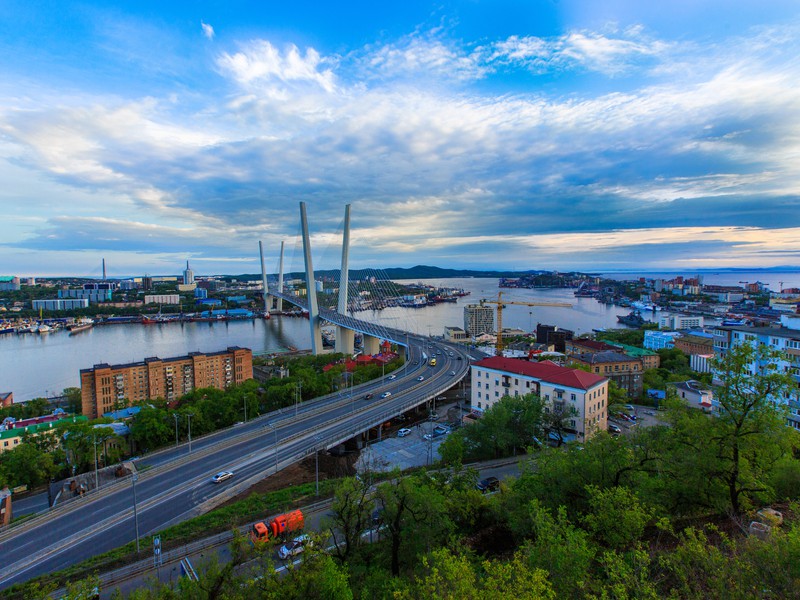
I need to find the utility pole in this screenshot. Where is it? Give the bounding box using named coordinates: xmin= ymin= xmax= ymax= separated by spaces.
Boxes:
xmin=266 ymin=422 xmax=278 ymax=474
xmin=186 ymin=413 xmax=193 ymax=454
xmin=93 ymin=434 xmax=99 ymax=490
xmin=173 ymin=413 xmax=179 ymax=447
xmin=131 ymin=472 xmax=141 ymax=554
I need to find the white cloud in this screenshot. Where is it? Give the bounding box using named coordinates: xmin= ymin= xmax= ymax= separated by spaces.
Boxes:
xmin=201 ymin=21 xmax=215 ymax=40
xmin=217 ymin=41 xmax=336 ymax=92
xmin=490 ymin=28 xmax=669 ymax=75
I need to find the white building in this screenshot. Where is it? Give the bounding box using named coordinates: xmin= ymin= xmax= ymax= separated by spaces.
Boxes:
xmin=658 ymin=314 xmax=704 ymax=329
xmin=143 ymin=294 xmax=180 ymax=305
xmin=444 ymin=326 xmax=469 ymax=343
xmin=183 ymin=261 xmax=195 ymax=285
xmin=471 ymin=356 xmax=608 ymax=440
xmin=667 ymin=380 xmax=714 ymax=412
xmin=464 ymin=304 xmax=494 ymax=337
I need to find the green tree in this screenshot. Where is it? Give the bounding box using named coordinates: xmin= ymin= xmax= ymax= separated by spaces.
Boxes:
xmin=582 ymin=485 xmax=653 ymax=551
xmin=0 ymin=442 xmax=58 ymax=488
xmin=129 ymin=405 xmax=172 ymax=452
xmin=326 ymin=476 xmax=373 ymax=562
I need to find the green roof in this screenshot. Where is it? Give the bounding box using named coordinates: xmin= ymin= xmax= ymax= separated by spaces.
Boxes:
xmin=609 ymin=342 xmax=657 ymax=357
xmin=0 ymin=276 xmax=15 ymax=282
xmin=0 ymin=415 xmax=87 ymax=440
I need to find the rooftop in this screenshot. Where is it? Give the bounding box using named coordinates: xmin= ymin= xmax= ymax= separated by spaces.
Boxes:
xmin=574 ymin=350 xmax=639 ymax=364
xmin=473 ymin=356 xmax=606 ymax=390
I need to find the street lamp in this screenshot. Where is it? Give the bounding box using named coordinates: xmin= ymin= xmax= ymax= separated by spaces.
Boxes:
xmin=131 ymin=472 xmax=141 ymax=554
xmin=186 ymin=413 xmax=193 ymax=454
xmin=172 ymin=413 xmax=179 ymax=448
xmin=93 ymin=433 xmax=99 ymax=490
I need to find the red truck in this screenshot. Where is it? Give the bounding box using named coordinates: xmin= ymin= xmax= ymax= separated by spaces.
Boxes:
xmin=250 ymin=509 xmax=305 ymax=544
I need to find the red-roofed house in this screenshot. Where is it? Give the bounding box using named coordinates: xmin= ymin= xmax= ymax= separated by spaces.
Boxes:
xmin=471 ymin=356 xmax=608 ymax=440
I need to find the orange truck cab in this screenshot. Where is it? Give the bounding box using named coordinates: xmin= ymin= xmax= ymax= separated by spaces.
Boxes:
xmin=250 ymin=509 xmax=305 ymax=544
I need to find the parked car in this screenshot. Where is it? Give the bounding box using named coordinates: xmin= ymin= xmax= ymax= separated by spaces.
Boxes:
xmin=608 ymin=423 xmax=622 ymax=434
xmin=625 ymin=404 xmax=636 ymax=412
xmin=381 ymin=392 xmax=392 ymax=399
xmin=211 ymin=471 xmax=234 ymax=484
xmin=423 ymin=433 xmax=433 ymax=441
xmin=476 ymin=476 xmax=501 ymax=493
xmin=277 ymin=534 xmax=311 ymax=560
xmin=433 ymin=425 xmax=450 ymax=436
xmin=397 ymin=428 xmax=412 ymax=437
xmin=428 ymin=411 xmax=439 ymax=421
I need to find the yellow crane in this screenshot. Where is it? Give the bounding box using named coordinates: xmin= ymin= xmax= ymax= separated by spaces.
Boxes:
xmin=479 ymin=291 xmax=572 ymax=356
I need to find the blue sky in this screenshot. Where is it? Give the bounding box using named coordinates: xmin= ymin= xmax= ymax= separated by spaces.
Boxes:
xmin=2 ymin=1 xmax=800 ymax=277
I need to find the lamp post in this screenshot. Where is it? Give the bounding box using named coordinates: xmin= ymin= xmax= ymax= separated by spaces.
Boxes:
xmin=243 ymin=394 xmax=248 ymax=422
xmin=131 ymin=472 xmax=141 ymax=554
xmin=93 ymin=433 xmax=99 ymax=490
xmin=314 ymin=435 xmax=322 ymax=496
xmin=186 ymin=413 xmax=193 ymax=454
xmin=173 ymin=413 xmax=179 ymax=448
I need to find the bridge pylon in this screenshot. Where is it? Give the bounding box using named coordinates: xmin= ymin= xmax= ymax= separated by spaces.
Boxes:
xmin=335 ymin=204 xmax=355 ymax=355
xmin=300 ymin=202 xmax=324 ymax=354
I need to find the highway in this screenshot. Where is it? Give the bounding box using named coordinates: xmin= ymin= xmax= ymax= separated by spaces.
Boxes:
xmin=0 ymin=331 xmax=472 ymax=590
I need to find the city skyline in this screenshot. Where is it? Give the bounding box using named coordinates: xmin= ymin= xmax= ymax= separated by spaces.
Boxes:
xmin=2 ymin=1 xmax=800 ymax=276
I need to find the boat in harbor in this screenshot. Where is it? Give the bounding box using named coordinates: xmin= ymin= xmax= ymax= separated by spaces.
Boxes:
xmin=631 ymin=301 xmax=661 ymax=312
xmin=37 ymin=324 xmax=52 ymax=334
xmin=617 ymin=310 xmax=646 ymax=327
xmin=68 ymin=318 xmax=94 ymax=334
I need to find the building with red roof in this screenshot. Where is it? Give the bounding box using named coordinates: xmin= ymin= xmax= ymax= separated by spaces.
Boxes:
xmin=471 ymin=356 xmax=608 ymax=440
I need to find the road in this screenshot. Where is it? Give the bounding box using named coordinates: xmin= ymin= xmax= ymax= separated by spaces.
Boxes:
xmin=95 ymin=456 xmax=525 ymax=599
xmin=0 ymin=334 xmax=472 ymax=590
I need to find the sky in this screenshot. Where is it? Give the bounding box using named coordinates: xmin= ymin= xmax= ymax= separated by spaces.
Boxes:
xmin=2 ymin=1 xmax=800 ymax=277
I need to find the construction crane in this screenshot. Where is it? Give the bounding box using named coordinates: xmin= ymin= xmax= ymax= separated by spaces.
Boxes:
xmin=479 ymin=291 xmax=572 ymax=357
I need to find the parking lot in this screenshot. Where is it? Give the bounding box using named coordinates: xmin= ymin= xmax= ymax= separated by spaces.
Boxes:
xmin=609 ymin=403 xmax=666 ymax=435
xmin=355 ymin=401 xmax=464 ymax=473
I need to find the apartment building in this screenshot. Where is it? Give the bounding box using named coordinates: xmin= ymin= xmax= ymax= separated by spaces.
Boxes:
xmin=471 ymin=356 xmax=608 ymax=440
xmin=713 ymin=314 xmax=800 ymax=430
xmin=463 ymin=304 xmax=494 ymax=337
xmin=607 ymin=343 xmax=661 ymax=370
xmin=571 ymin=350 xmax=644 ymax=398
xmin=81 ymin=347 xmax=253 ymax=418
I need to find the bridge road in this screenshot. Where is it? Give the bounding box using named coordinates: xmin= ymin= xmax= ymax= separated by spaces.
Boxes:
xmin=0 ymin=333 xmax=471 ymax=589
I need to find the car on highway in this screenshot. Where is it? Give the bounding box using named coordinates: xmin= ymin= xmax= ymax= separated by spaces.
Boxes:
xmin=397 ymin=428 xmax=412 ymax=437
xmin=457 ymin=356 xmax=462 ymax=360
xmin=417 ymin=375 xmax=425 ymax=381
xmin=388 ymin=374 xmax=397 ymax=380
xmin=278 ymin=534 xmax=311 ymax=560
xmin=449 ymin=371 xmax=456 ymax=376
xmin=364 ymin=393 xmax=374 ymax=400
xmin=211 ymin=471 xmax=234 ymax=484
xmin=476 ymin=476 xmax=500 ymax=493
xmin=381 ymin=392 xmax=392 ymax=398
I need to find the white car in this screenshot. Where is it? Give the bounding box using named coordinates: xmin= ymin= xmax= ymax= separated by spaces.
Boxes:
xmin=211 ymin=471 xmax=234 ymax=484
xmin=417 ymin=375 xmax=425 ymax=381
xmin=278 ymin=534 xmax=311 ymax=559
xmin=397 ymin=428 xmax=412 ymax=437
xmin=449 ymin=371 xmax=456 ymax=376
xmin=381 ymin=392 xmax=392 ymax=398
xmin=388 ymin=374 xmax=397 ymax=380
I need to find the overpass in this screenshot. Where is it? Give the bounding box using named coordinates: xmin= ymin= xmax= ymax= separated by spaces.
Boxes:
xmin=0 ymin=204 xmax=474 ymax=589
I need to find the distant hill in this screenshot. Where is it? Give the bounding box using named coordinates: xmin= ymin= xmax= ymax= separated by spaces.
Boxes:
xmin=231 ymin=265 xmax=577 ymax=281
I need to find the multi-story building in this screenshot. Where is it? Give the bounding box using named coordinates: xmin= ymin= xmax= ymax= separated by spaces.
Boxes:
xmin=571 ymin=350 xmax=644 ymax=398
xmin=673 ymin=332 xmax=715 ymax=356
xmin=444 ymin=326 xmax=469 ymax=343
xmin=607 ymin=343 xmax=661 ymax=370
xmin=471 ymin=356 xmax=608 ymax=440
xmin=536 ymin=324 xmax=574 ymax=353
xmin=58 ymin=289 xmax=112 ymax=303
xmin=80 ymin=347 xmax=253 ymax=419
xmin=0 ymin=276 xmax=21 ymax=291
xmin=659 ymin=314 xmax=704 ymax=329
xmin=565 ymin=339 xmax=619 ymax=355
xmin=644 ymin=330 xmax=681 ymax=350
xmin=32 ymin=298 xmax=89 ymax=311
xmin=464 ymin=304 xmax=494 ymax=337
xmin=713 ymin=314 xmax=800 ymax=430
xmin=143 ymin=294 xmax=180 ymax=305
xmin=183 ymin=261 xmax=195 ymax=285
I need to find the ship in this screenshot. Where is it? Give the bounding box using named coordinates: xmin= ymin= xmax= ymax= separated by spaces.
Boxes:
xmin=37 ymin=323 xmax=53 ymax=334
xmin=617 ymin=310 xmax=645 ymax=327
xmin=68 ymin=319 xmax=94 ymax=334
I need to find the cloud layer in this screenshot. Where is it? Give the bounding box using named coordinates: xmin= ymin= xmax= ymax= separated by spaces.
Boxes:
xmin=2 ymin=14 xmax=800 ymax=276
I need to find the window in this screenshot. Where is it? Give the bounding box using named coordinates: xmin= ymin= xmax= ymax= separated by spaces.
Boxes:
xmin=477 ymin=392 xmax=481 ymax=398
xmin=495 ymin=391 xmax=499 ymax=397
xmin=571 ymin=393 xmax=576 ymax=401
